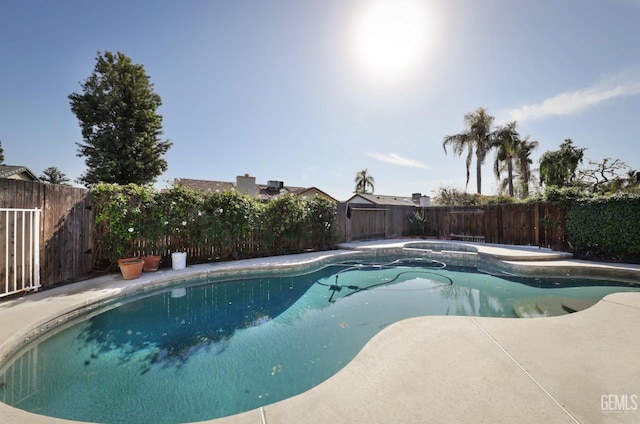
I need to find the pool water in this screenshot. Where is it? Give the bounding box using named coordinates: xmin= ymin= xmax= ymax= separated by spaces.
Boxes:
xmin=1 ymin=260 xmax=638 ymax=423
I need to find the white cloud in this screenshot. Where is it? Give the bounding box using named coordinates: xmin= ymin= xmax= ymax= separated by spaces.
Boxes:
xmin=367 ymin=152 xmax=430 ymax=169
xmin=506 ymin=68 xmax=640 ymax=124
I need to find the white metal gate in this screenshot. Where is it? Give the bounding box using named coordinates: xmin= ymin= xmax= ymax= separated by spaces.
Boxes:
xmin=0 ymin=208 xmax=41 ymax=298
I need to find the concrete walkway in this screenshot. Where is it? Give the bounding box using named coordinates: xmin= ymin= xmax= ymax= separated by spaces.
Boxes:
xmin=1 ymin=241 xmax=639 ymax=423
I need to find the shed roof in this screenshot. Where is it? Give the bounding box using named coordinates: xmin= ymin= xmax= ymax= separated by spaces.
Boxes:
xmin=346 ymin=193 xmax=417 ymax=206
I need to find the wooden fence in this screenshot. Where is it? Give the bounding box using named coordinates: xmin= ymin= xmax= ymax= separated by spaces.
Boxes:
xmin=338 ymin=203 xmax=412 ymax=242
xmin=338 ymin=202 xmax=568 ymax=251
xmin=0 ymin=180 xmax=93 ymax=291
xmin=0 ymin=179 xmax=569 ymax=294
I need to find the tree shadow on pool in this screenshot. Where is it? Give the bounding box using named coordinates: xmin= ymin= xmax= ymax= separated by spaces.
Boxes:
xmin=78 ymin=267 xmax=338 ymax=372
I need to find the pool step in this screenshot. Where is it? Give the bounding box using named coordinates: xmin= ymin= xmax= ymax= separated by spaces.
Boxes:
xmin=513 ymin=297 xmax=599 ymax=318
xmin=512 ymin=298 xmax=545 ymax=318
xmin=561 ymin=298 xmax=598 ymax=313
xmin=537 ymin=298 xmax=568 ymax=317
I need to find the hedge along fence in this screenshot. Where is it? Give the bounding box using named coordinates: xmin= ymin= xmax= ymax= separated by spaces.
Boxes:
xmin=91 ymin=183 xmax=338 ymax=269
xmin=566 ymin=194 xmax=640 ymax=260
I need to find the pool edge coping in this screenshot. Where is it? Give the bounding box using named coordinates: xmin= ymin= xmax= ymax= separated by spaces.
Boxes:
xmin=1 ymin=239 xmax=640 ymax=423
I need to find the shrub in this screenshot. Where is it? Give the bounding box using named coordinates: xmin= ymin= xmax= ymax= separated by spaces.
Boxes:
xmin=538 ymin=185 xmax=591 ymax=202
xmin=91 ymin=184 xmax=337 ymax=267
xmin=262 ymin=194 xmax=306 ymax=254
xmin=305 ymin=196 xmax=338 ymax=250
xmin=407 ymin=209 xmax=430 ymax=236
xmin=92 ymin=183 xmax=157 ymax=264
xmin=566 ymin=194 xmax=640 ymax=260
xmin=433 ymin=187 xmax=479 ymax=206
xmin=154 ymin=185 xmax=202 ymax=253
xmin=481 ymin=194 xmax=517 ymax=205
xmin=199 ymin=190 xmax=262 ymax=260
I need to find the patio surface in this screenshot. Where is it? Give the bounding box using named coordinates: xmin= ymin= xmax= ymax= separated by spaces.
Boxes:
xmin=1 ymin=240 xmax=639 ymax=423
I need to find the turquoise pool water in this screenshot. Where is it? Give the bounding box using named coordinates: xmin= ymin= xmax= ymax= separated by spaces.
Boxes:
xmin=1 ymin=258 xmax=638 ymax=423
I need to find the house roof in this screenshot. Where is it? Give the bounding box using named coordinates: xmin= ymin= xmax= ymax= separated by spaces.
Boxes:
xmin=296 ymin=187 xmax=338 ymax=202
xmin=174 ymin=178 xmax=336 ymax=201
xmin=174 ymin=178 xmax=234 ymax=193
xmin=0 ymin=165 xmax=40 ymax=181
xmin=255 ymin=182 xmax=307 ymax=200
xmin=346 ymin=193 xmax=417 ymax=206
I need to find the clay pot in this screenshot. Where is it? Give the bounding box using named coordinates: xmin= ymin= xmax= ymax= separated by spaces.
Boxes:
xmin=142 ymin=255 xmax=162 ymax=272
xmin=118 ymin=258 xmax=144 ymax=280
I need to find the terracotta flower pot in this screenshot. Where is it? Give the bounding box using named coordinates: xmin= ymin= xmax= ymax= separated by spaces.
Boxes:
xmin=118 ymin=258 xmax=144 ymax=280
xmin=142 ymin=255 xmax=162 ymax=272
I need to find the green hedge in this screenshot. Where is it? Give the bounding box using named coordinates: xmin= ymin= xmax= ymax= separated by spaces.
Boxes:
xmin=566 ymin=194 xmax=640 ymax=259
xmin=91 ymin=183 xmax=338 ymax=268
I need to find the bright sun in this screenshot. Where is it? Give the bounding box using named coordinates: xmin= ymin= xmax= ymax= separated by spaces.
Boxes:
xmin=350 ymin=0 xmax=432 ymax=85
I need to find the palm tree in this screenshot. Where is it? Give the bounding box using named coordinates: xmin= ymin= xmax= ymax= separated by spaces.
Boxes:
xmin=492 ymin=121 xmax=520 ymax=197
xmin=492 ymin=127 xmax=539 ymax=199
xmin=515 ymin=136 xmax=539 ymax=198
xmin=494 ymin=161 xmax=516 ymax=195
xmin=442 ymin=107 xmax=495 ymax=194
xmin=354 ymin=169 xmax=375 ymax=194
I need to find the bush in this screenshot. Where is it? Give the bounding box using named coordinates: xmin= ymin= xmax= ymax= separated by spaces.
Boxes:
xmin=92 ymin=183 xmax=157 ymax=263
xmin=481 ymin=194 xmax=518 ymax=205
xmin=434 ymin=186 xmax=521 ymax=206
xmin=305 ymin=196 xmax=338 ymax=250
xmin=407 ymin=209 xmax=430 ymax=236
xmin=529 ymin=185 xmax=591 ymax=203
xmin=91 ymin=184 xmax=337 ymax=268
xmin=199 ymin=190 xmax=262 ymax=260
xmin=566 ymin=194 xmax=640 ymax=260
xmin=262 ymin=194 xmax=307 ymax=254
xmin=154 ymin=184 xmax=202 ymax=253
xmin=433 ymin=187 xmax=479 ymax=205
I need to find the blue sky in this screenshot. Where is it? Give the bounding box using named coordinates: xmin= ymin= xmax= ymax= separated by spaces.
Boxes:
xmin=1 ymin=0 xmax=639 ymax=201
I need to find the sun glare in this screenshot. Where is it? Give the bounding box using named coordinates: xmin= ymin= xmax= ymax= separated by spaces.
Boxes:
xmin=350 ymin=0 xmax=432 ymax=85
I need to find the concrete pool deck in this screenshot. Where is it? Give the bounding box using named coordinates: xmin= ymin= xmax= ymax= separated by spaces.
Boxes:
xmin=1 ymin=240 xmax=639 ymax=423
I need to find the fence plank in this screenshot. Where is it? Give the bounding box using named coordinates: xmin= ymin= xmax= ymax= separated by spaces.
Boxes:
xmin=1 ymin=180 xmax=93 ymax=290
xmin=338 ymin=201 xmax=569 ymax=250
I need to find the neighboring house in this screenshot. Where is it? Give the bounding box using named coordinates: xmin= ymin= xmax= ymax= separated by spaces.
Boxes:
xmin=175 ymin=174 xmax=337 ymax=202
xmin=0 ymin=165 xmax=40 ymax=182
xmin=295 ymin=187 xmax=336 ymax=201
xmin=346 ymin=192 xmax=430 ymax=207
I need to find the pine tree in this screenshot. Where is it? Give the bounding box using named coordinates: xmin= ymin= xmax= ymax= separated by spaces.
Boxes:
xmin=40 ymin=167 xmax=71 ymax=185
xmin=69 ymin=51 xmax=172 ymax=186
xmin=0 ymin=139 xmax=5 ymax=164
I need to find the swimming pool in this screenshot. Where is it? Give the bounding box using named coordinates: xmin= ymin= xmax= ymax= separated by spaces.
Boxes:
xmin=1 ymin=254 xmax=638 ymax=423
